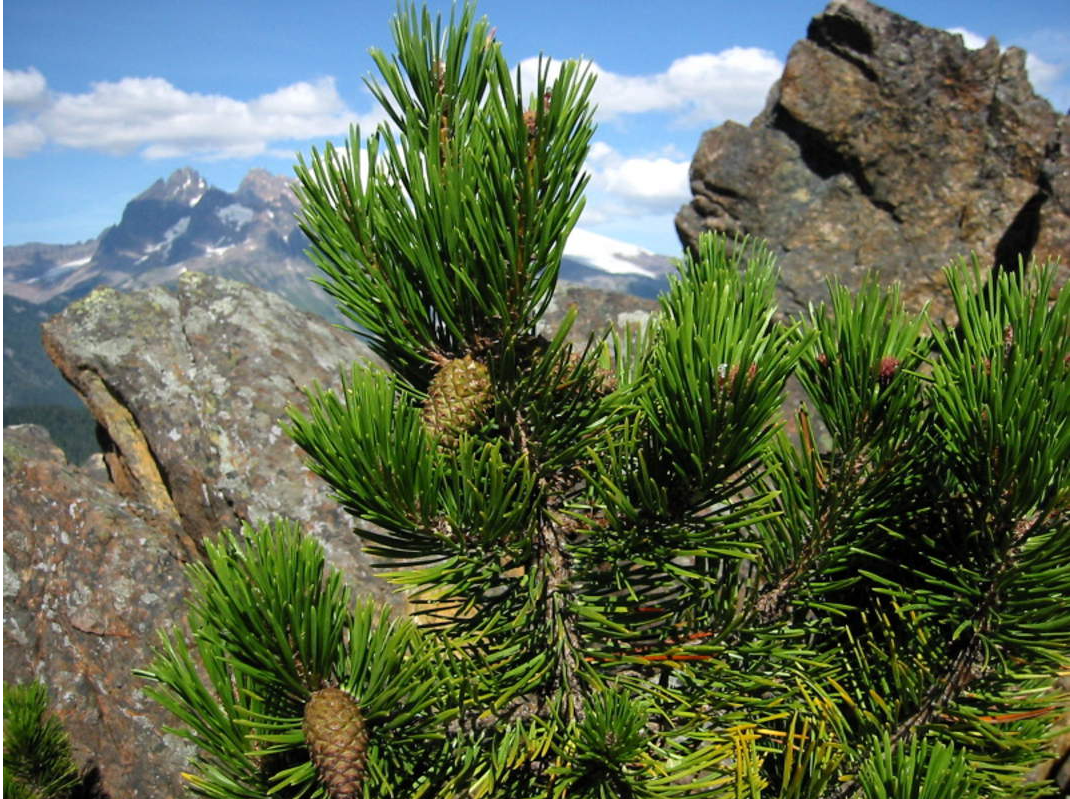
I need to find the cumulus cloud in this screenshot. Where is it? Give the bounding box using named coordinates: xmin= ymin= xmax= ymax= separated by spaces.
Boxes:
xmin=1024 ymin=52 xmax=1067 ymax=103
xmin=4 ymin=67 xmax=48 ymax=107
xmin=947 ymin=27 xmax=988 ymax=50
xmin=585 ymin=141 xmax=689 ymax=215
xmin=7 ymin=46 xmax=782 ymax=162
xmin=3 ymin=120 xmax=48 ymax=157
xmin=3 ymin=71 xmax=382 ymax=159
xmin=517 ymin=47 xmax=781 ymax=126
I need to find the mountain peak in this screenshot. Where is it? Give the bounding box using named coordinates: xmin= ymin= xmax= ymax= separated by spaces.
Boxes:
xmin=136 ymin=167 xmax=208 ymax=207
xmin=237 ymin=168 xmax=295 ymax=205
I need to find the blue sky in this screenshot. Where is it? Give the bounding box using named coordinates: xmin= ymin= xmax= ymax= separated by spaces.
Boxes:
xmin=4 ymin=0 xmax=1069 ymax=255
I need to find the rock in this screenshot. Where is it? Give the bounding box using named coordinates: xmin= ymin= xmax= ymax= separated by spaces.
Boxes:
xmin=81 ymin=451 xmax=111 ymax=483
xmin=3 ymin=423 xmax=196 ymax=798
xmin=39 ymin=271 xmax=404 ymax=600
xmin=676 ymin=0 xmax=1070 ymax=319
xmin=5 ymin=272 xmax=408 ymax=797
xmin=4 ymin=422 xmax=67 ymax=465
xmin=539 ymin=282 xmax=661 ymax=342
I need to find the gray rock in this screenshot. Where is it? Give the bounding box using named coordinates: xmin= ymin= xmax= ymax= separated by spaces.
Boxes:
xmin=39 ymin=270 xmax=403 ymax=603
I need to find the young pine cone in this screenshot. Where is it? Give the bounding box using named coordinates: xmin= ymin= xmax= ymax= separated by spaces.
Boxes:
xmin=422 ymin=355 xmax=492 ymax=448
xmin=303 ymin=687 xmax=368 ymax=799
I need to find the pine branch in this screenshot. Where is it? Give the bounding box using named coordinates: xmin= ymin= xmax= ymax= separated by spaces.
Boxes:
xmin=533 ymin=516 xmax=586 ymax=721
xmin=3 ymin=682 xmax=81 ymax=799
xmin=142 ymin=5 xmax=1070 ymax=797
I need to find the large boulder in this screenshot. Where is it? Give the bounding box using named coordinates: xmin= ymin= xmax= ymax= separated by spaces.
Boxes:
xmin=4 ymin=423 xmax=196 ymax=797
xmin=38 ymin=270 xmax=403 ymax=591
xmin=676 ymin=0 xmax=1070 ymax=319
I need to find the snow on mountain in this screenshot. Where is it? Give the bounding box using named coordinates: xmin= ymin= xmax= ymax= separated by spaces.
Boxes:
xmin=216 ymin=203 xmax=255 ymax=228
xmin=3 ymin=169 xmax=678 ymax=310
xmin=564 ymin=228 xmax=657 ymax=278
xmin=137 ymin=216 xmax=191 ymax=262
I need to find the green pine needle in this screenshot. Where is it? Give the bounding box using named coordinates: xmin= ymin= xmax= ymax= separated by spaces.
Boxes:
xmin=139 ymin=3 xmax=1070 ymax=798
xmin=3 ymin=682 xmax=81 ymax=799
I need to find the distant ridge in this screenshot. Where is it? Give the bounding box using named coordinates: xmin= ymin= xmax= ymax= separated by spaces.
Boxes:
xmin=4 ymin=166 xmax=676 ymax=307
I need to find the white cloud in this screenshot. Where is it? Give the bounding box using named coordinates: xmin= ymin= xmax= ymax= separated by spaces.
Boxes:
xmin=3 ymin=72 xmax=382 ymax=160
xmin=657 ymin=49 xmax=782 ymax=123
xmin=600 ymin=156 xmax=689 ymax=208
xmin=251 ymin=80 xmax=345 ymax=116
xmin=1025 ymin=52 xmax=1066 ymax=101
xmin=947 ymin=27 xmax=988 ymax=50
xmin=4 ymin=67 xmax=48 ymax=107
xmin=585 ymin=141 xmax=689 ymax=215
xmin=7 ymin=47 xmax=782 ymax=162
xmin=3 ymin=120 xmax=48 ymax=157
xmin=517 ymin=47 xmax=781 ymax=126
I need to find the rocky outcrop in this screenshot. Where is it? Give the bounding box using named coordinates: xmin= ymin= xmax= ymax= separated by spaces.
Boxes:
xmin=4 ymin=422 xmax=196 ymax=797
xmin=4 ymin=272 xmax=406 ymax=797
xmin=37 ymin=271 xmax=405 ymax=578
xmin=676 ymin=0 xmax=1070 ymax=319
xmin=541 ymin=282 xmax=660 ymax=341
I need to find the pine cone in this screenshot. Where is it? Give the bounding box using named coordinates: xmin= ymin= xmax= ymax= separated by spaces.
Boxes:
xmin=303 ymin=687 xmax=368 ymax=799
xmin=422 ymin=355 xmax=492 ymax=448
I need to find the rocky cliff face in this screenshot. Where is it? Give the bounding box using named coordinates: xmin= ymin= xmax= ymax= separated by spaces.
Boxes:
xmin=676 ymin=0 xmax=1070 ymax=318
xmin=4 ymin=422 xmax=197 ymax=798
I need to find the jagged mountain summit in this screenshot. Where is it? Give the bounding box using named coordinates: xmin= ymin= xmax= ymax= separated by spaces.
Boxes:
xmin=3 ymin=166 xmax=676 ymax=309
xmin=94 ymin=168 xmax=300 ymax=272
xmin=3 ymin=167 xmax=319 ymax=312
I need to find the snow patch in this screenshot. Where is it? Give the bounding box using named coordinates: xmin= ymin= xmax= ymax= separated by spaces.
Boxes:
xmin=205 ymin=244 xmax=234 ymax=257
xmin=216 ymin=203 xmax=254 ymax=228
xmin=183 ymin=172 xmax=207 ymax=206
xmin=136 ymin=217 xmax=190 ymax=263
xmin=37 ymin=256 xmax=92 ymax=283
xmin=143 ymin=217 xmax=190 ymax=255
xmin=564 ymin=228 xmax=656 ymax=278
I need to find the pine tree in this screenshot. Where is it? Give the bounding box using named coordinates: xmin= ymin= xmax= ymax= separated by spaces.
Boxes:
xmin=139 ymin=4 xmax=1070 ymax=797
xmin=4 ymin=682 xmax=83 ymax=799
